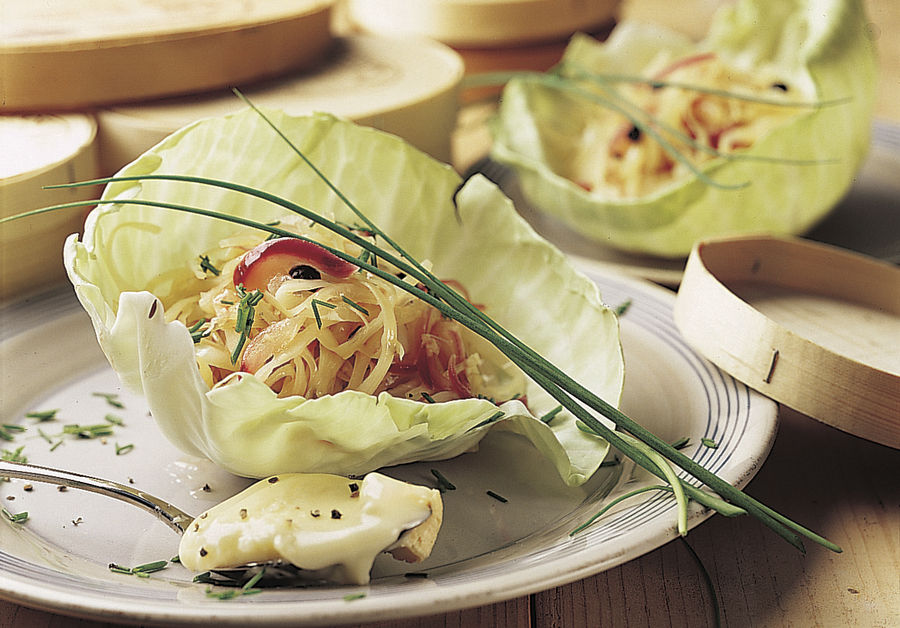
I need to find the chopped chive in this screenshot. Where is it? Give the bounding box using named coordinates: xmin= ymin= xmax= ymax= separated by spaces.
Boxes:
xmin=206 ymin=587 xmax=239 ymax=600
xmin=199 ymin=254 xmax=221 ymax=276
xmin=2 ymin=508 xmax=27 ymax=523
xmin=49 ymin=439 xmax=64 ymax=452
xmin=0 ymin=430 xmax=15 ymax=442
xmin=115 ymin=443 xmax=134 ymax=456
xmin=420 ymin=392 xmax=436 ymax=404
xmin=343 ymin=592 xmax=366 ymax=601
xmin=92 ymin=393 xmax=124 ymax=409
xmin=188 ymin=319 xmax=210 ymax=342
xmin=108 ymin=563 xmax=132 ymax=574
xmin=599 ymin=457 xmax=620 ymax=468
xmin=104 ymin=414 xmax=124 ymax=426
xmin=614 ymin=299 xmax=633 ymax=316
xmin=430 ymin=469 xmax=456 ymax=492
xmin=38 ymin=429 xmax=53 ymax=444
xmin=25 ymin=409 xmax=59 ymax=422
xmin=2 ymin=425 xmax=26 ymax=433
xmin=63 ymin=424 xmax=114 ymax=439
xmin=539 ymin=405 xmax=564 ymax=424
xmin=132 ymin=560 xmax=168 ymax=574
xmin=311 ymin=298 xmax=335 ymax=329
xmin=486 ymin=490 xmax=508 ymax=503
xmin=170 ymin=555 xmax=181 ymax=563
xmin=671 ymin=437 xmax=691 ymax=450
xmin=242 ymin=568 xmax=266 ymax=591
xmin=472 ymin=410 xmax=505 ymax=429
xmin=701 ymin=437 xmax=719 ymax=449
xmin=341 ymin=295 xmax=369 ymax=316
xmin=1 ymin=446 xmax=27 ymax=463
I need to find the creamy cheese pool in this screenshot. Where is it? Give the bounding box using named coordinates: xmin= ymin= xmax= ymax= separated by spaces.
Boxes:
xmin=179 ymin=472 xmax=442 ymax=585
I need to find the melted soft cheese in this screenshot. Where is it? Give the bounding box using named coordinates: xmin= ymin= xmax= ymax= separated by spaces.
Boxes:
xmin=178 ymin=472 xmax=438 ymax=585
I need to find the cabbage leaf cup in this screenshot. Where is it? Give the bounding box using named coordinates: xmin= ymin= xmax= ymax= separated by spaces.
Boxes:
xmin=489 ymin=0 xmax=877 ymax=258
xmin=64 ymin=109 xmax=624 ymax=486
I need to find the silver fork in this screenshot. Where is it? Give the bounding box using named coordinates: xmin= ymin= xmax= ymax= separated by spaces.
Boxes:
xmin=0 ymin=460 xmax=334 ymax=586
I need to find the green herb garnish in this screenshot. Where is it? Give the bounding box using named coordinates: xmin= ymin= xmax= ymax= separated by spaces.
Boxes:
xmin=115 ymin=442 xmax=134 ymax=456
xmin=539 ymin=405 xmax=563 ymax=424
xmin=486 ymin=490 xmax=508 ymax=503
xmin=311 ymin=298 xmax=336 ymax=329
xmin=430 ymin=469 xmax=456 ymax=492
xmin=188 ymin=318 xmax=210 ymax=343
xmin=614 ymin=299 xmax=632 ymax=317
xmin=340 ymin=295 xmax=369 ymax=316
xmin=2 ymin=508 xmax=28 ymax=524
xmin=199 ymin=254 xmax=221 ymax=276
xmin=1 ymin=446 xmax=27 ymax=463
xmin=92 ymin=392 xmax=124 ymax=409
xmin=25 ymin=409 xmax=59 ymax=422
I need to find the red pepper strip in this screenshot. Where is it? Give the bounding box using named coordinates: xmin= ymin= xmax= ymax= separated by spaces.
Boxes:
xmin=447 ymin=355 xmax=473 ymax=398
xmin=233 ymin=238 xmax=357 ymax=292
xmin=652 ymin=52 xmax=716 ymax=81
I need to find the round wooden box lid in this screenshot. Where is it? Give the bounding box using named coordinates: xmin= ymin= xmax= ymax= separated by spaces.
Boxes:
xmin=674 ymin=235 xmax=900 ymax=448
xmin=343 ymin=0 xmax=620 ymax=48
xmin=1 ymin=114 xmax=100 ymax=300
xmin=96 ymin=35 xmax=464 ymax=173
xmin=0 ymin=0 xmax=334 ymax=112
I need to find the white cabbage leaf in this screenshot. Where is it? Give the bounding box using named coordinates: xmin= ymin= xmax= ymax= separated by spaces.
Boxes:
xmin=490 ymin=0 xmax=877 ymax=257
xmin=64 ymin=109 xmax=624 ymax=486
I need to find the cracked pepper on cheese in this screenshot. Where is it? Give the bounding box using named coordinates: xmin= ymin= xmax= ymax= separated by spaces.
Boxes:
xmin=178 ymin=472 xmax=442 ymax=585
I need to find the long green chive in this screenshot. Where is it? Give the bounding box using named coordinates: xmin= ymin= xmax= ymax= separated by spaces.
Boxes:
xmin=9 ymin=98 xmax=842 ymax=555
xmin=572 ymin=484 xmax=672 ymax=535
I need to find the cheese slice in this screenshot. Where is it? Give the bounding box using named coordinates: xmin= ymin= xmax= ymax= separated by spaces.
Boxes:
xmin=178 ymin=472 xmax=442 ymax=585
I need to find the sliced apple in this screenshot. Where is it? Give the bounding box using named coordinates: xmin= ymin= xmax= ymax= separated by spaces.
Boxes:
xmin=233 ymin=238 xmax=357 ymax=292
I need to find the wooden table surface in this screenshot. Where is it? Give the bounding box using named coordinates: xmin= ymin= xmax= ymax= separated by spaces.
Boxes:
xmin=2 ymin=1 xmax=897 ymax=626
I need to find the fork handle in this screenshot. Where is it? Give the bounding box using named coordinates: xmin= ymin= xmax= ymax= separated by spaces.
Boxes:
xmin=0 ymin=460 xmax=193 ymax=534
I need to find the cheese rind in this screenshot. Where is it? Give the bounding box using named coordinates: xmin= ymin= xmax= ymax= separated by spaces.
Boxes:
xmin=178 ymin=472 xmax=441 ymax=584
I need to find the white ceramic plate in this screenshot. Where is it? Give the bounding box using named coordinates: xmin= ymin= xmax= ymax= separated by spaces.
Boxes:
xmin=480 ymin=120 xmax=900 ymax=286
xmin=0 ymin=267 xmax=776 ymax=626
